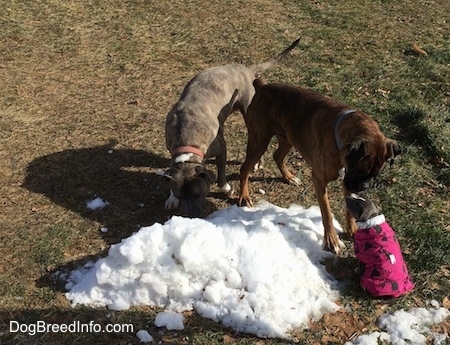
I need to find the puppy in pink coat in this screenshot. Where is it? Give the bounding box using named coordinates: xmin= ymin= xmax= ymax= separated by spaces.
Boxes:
xmin=346 ymin=194 xmax=414 ymax=298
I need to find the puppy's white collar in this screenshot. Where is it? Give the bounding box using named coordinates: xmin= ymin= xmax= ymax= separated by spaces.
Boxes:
xmin=171 ymin=146 xmax=205 ymax=161
xmin=356 ymin=214 xmax=386 ymax=229
xmin=174 ymin=153 xmax=194 ymax=163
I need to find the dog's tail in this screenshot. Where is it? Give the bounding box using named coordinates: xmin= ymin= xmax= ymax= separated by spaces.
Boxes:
xmin=253 ymin=78 xmax=265 ymax=91
xmin=250 ymin=38 xmax=300 ymax=74
xmin=218 ymin=88 xmax=239 ymax=124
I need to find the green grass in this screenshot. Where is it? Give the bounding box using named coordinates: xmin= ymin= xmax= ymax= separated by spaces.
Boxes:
xmin=1 ymin=0 xmax=449 ymax=343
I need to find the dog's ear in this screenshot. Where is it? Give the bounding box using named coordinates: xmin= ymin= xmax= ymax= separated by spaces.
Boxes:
xmin=345 ymin=195 xmax=365 ymax=220
xmin=347 ymin=141 xmax=369 ymax=167
xmin=195 ymin=165 xmax=216 ymax=183
xmin=347 ymin=141 xmax=364 ymax=156
xmin=346 ymin=140 xmax=379 ymax=175
xmin=385 ymin=139 xmax=401 ymax=166
xmin=360 ymin=200 xmax=380 ymax=221
xmin=354 ymin=204 xmax=365 ymax=221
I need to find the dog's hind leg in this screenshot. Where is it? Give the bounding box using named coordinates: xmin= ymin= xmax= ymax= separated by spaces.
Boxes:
xmin=215 ymin=89 xmax=239 ymax=194
xmin=273 ymin=136 xmax=300 ymax=185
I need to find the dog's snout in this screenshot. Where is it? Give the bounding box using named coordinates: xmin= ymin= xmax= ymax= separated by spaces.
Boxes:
xmin=344 ymin=176 xmax=373 ymax=193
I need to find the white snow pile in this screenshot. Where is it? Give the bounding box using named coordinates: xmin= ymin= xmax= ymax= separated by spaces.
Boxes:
xmin=135 ymin=311 xmax=184 ymax=343
xmin=154 ymin=311 xmax=185 ymax=330
xmin=65 ymin=201 xmax=343 ymax=338
xmin=86 ymin=197 xmax=110 ymax=210
xmin=136 ymin=329 xmax=153 ymax=343
xmin=347 ymin=301 xmax=450 ymax=345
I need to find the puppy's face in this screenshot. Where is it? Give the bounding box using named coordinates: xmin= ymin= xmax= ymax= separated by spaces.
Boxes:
xmin=343 ymin=139 xmax=401 ymax=192
xmin=345 ymin=194 xmax=380 ymax=222
xmin=163 ymin=163 xmax=215 ymax=217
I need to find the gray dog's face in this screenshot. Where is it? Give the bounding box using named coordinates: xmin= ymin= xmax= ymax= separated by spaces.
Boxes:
xmin=344 ymin=139 xmax=401 ymax=193
xmin=345 ymin=194 xmax=380 ymax=222
xmin=163 ymin=163 xmax=215 ymax=217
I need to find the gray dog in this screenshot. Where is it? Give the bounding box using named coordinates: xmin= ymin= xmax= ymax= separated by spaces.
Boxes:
xmin=164 ymin=38 xmax=300 ymax=217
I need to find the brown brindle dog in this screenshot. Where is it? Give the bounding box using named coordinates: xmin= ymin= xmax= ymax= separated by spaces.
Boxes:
xmin=239 ymin=78 xmax=400 ymax=254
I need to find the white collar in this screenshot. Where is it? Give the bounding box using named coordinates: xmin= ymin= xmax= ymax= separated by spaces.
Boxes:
xmin=356 ymin=214 xmax=385 ymax=229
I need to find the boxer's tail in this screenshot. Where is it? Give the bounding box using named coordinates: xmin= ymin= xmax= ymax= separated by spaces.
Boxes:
xmin=253 ymin=78 xmax=264 ymax=91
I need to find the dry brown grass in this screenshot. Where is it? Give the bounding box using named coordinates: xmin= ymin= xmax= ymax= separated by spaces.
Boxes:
xmin=1 ymin=0 xmax=449 ymax=344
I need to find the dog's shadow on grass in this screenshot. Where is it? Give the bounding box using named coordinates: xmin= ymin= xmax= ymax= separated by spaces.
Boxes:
xmin=22 ymin=140 xmax=219 ymax=245
xmin=391 ymin=107 xmax=450 ymax=186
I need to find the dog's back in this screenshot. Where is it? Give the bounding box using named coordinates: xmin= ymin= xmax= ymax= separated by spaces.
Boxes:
xmin=172 ymin=38 xmax=300 ymax=122
xmin=176 ymin=64 xmax=256 ymax=117
xmin=251 ymin=78 xmax=348 ymax=116
xmin=246 ymin=79 xmax=349 ymax=164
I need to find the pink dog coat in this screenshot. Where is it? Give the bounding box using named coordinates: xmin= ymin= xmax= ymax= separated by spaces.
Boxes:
xmin=354 ymin=215 xmax=414 ymax=298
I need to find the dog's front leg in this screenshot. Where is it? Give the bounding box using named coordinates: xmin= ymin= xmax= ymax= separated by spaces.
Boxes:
xmin=342 ymin=184 xmax=357 ymax=236
xmin=165 ymin=189 xmax=180 ymax=210
xmin=312 ymin=174 xmax=341 ymax=254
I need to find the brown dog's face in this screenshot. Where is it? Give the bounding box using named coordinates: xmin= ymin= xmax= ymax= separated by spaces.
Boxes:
xmin=163 ymin=163 xmax=216 ymax=217
xmin=344 ymin=139 xmax=401 ymax=192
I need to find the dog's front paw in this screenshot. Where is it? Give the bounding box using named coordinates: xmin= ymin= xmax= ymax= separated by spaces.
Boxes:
xmin=165 ymin=190 xmax=180 ymax=210
xmin=325 ymin=243 xmax=341 ymax=255
xmin=238 ymin=195 xmax=253 ymax=207
xmin=218 ymin=182 xmax=232 ymax=194
xmin=253 ymin=158 xmax=265 ymax=172
xmin=346 ymin=219 xmax=357 ymax=236
xmin=289 ymin=176 xmax=301 ymax=185
xmin=323 ymin=237 xmax=345 ymax=255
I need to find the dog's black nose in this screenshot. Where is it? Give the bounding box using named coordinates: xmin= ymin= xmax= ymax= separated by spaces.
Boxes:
xmin=344 ymin=177 xmax=373 ymax=193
